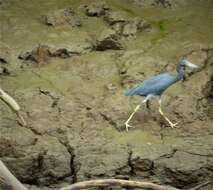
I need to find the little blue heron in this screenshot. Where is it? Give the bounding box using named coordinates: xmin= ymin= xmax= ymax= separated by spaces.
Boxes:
xmin=124 ymin=59 xmax=199 ymax=131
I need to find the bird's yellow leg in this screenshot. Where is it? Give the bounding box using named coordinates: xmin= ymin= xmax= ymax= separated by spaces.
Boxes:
xmin=125 ymin=104 xmax=141 ymax=131
xmin=125 ymin=95 xmax=155 ymax=131
xmin=158 ymin=99 xmax=178 ymax=128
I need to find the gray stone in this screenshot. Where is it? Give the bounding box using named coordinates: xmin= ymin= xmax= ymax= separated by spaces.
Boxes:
xmin=43 ymin=8 xmax=81 ymax=27
xmin=132 ymin=0 xmax=182 ymax=8
xmin=104 ymin=12 xmax=151 ymax=37
xmin=0 ymin=43 xmax=10 ymax=64
xmin=104 ymin=11 xmax=128 ymax=25
xmin=95 ymin=29 xmax=124 ymax=50
xmin=18 ymin=42 xmax=93 ymax=64
xmin=85 ymin=1 xmax=109 ymax=17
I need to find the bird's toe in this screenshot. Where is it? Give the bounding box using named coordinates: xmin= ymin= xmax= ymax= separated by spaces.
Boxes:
xmin=125 ymin=122 xmax=134 ymax=131
xmin=170 ymin=122 xmax=179 ymax=128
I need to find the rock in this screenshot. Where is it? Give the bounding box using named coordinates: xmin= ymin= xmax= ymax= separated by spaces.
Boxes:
xmin=132 ymin=0 xmax=178 ymax=8
xmin=48 ymin=43 xmax=89 ymax=58
xmin=0 ymin=43 xmax=11 ymax=75
xmin=154 ymin=149 xmax=212 ymax=188
xmin=203 ymin=75 xmax=213 ymax=119
xmin=106 ymin=83 xmax=118 ymax=90
xmin=18 ymin=45 xmax=51 ymax=64
xmin=104 ymin=11 xmax=128 ymax=25
xmin=18 ymin=42 xmax=93 ymax=64
xmin=185 ymin=49 xmax=207 ymax=68
xmin=43 ymin=8 xmax=81 ymax=27
xmin=128 ymin=136 xmax=213 ymax=188
xmin=95 ymin=29 xmax=124 ymax=51
xmin=84 ymin=1 xmax=109 ymax=17
xmin=206 ymin=48 xmax=213 ymax=66
xmin=1 ymin=136 xmax=71 ymax=185
xmin=0 ymin=43 xmax=10 ymax=64
xmin=122 ymin=18 xmax=151 ymax=37
xmin=73 ymin=139 xmax=129 ymax=181
xmin=0 ymin=93 xmax=71 ymax=185
xmin=133 ymin=0 xmax=189 ymax=8
xmin=104 ymin=12 xmax=151 ymax=37
xmin=0 ymin=66 xmax=10 ymax=76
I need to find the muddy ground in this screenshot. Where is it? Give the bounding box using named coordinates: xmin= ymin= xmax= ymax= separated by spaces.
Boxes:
xmin=0 ymin=0 xmax=213 ymax=189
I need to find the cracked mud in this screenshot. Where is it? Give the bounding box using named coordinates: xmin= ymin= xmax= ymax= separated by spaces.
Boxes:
xmin=0 ymin=0 xmax=213 ymax=190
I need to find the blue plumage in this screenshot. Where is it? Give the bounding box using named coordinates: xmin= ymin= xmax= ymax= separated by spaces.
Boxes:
xmin=125 ymin=73 xmax=178 ymax=96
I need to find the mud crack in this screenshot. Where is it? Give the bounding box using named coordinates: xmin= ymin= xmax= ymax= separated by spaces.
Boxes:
xmin=57 ymin=138 xmax=78 ymax=183
xmin=39 ymin=88 xmax=60 ymax=109
xmin=100 ymin=112 xmax=120 ymax=131
xmin=127 ymin=147 xmax=135 ymax=175
xmin=155 ymin=148 xmax=178 ymax=160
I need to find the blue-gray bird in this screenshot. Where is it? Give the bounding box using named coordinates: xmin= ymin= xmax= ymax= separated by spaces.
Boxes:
xmin=124 ymin=59 xmax=199 ymax=131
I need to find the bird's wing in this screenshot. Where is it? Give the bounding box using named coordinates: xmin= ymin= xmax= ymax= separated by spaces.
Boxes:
xmin=142 ymin=73 xmax=173 ymax=86
xmin=124 ymin=73 xmax=175 ymax=96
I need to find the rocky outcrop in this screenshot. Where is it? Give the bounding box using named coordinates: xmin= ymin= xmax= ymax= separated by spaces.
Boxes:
xmin=18 ymin=45 xmax=51 ymax=64
xmin=18 ymin=43 xmax=93 ymax=64
xmin=94 ymin=29 xmax=124 ymax=51
xmin=0 ymin=42 xmax=11 ymax=63
xmin=104 ymin=11 xmax=151 ymax=37
xmin=131 ymin=0 xmax=186 ymax=8
xmin=0 ymin=43 xmax=10 ymax=75
xmin=0 ymin=129 xmax=71 ymax=185
xmin=84 ymin=1 xmax=109 ymax=17
xmin=43 ymin=8 xmax=81 ymax=27
xmin=204 ymin=75 xmax=213 ymax=119
xmin=0 ymin=66 xmax=10 ymax=75
xmin=133 ymin=0 xmax=172 ymax=8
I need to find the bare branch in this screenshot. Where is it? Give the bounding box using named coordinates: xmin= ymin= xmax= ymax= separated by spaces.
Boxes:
xmin=0 ymin=160 xmax=29 ymax=190
xmin=0 ymin=88 xmax=27 ymax=126
xmin=59 ymin=179 xmax=180 ymax=190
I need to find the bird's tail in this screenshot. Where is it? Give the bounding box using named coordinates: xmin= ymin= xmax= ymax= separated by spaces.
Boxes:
xmin=124 ymin=90 xmax=134 ymax=96
xmin=124 ymin=82 xmax=145 ymax=96
xmin=124 ymin=87 xmax=139 ymax=96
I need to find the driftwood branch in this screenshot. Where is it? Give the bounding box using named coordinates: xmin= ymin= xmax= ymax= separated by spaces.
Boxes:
xmin=59 ymin=179 xmax=180 ymax=190
xmin=0 ymin=160 xmax=29 ymax=190
xmin=0 ymin=88 xmax=27 ymax=126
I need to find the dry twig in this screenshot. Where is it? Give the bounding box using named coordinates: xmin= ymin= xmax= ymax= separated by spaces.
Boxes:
xmin=0 ymin=88 xmax=27 ymax=126
xmin=59 ymin=179 xmax=180 ymax=190
xmin=0 ymin=160 xmax=29 ymax=190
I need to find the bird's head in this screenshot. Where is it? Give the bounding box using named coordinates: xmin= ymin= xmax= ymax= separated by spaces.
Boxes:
xmin=180 ymin=59 xmax=199 ymax=69
xmin=177 ymin=59 xmax=199 ymax=80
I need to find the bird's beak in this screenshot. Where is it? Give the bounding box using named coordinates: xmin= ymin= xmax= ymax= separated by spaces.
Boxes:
xmin=184 ymin=60 xmax=199 ymax=69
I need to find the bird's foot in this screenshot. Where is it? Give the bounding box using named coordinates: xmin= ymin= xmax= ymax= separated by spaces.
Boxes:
xmin=168 ymin=121 xmax=179 ymax=128
xmin=125 ymin=122 xmax=135 ymax=132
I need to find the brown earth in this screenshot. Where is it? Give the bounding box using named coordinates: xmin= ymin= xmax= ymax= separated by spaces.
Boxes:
xmin=0 ymin=0 xmax=213 ymax=190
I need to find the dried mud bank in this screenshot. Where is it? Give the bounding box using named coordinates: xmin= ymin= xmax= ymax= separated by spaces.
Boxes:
xmin=0 ymin=0 xmax=213 ymax=190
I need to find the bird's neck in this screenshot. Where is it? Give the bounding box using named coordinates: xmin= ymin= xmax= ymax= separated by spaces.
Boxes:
xmin=175 ymin=68 xmax=185 ymax=82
